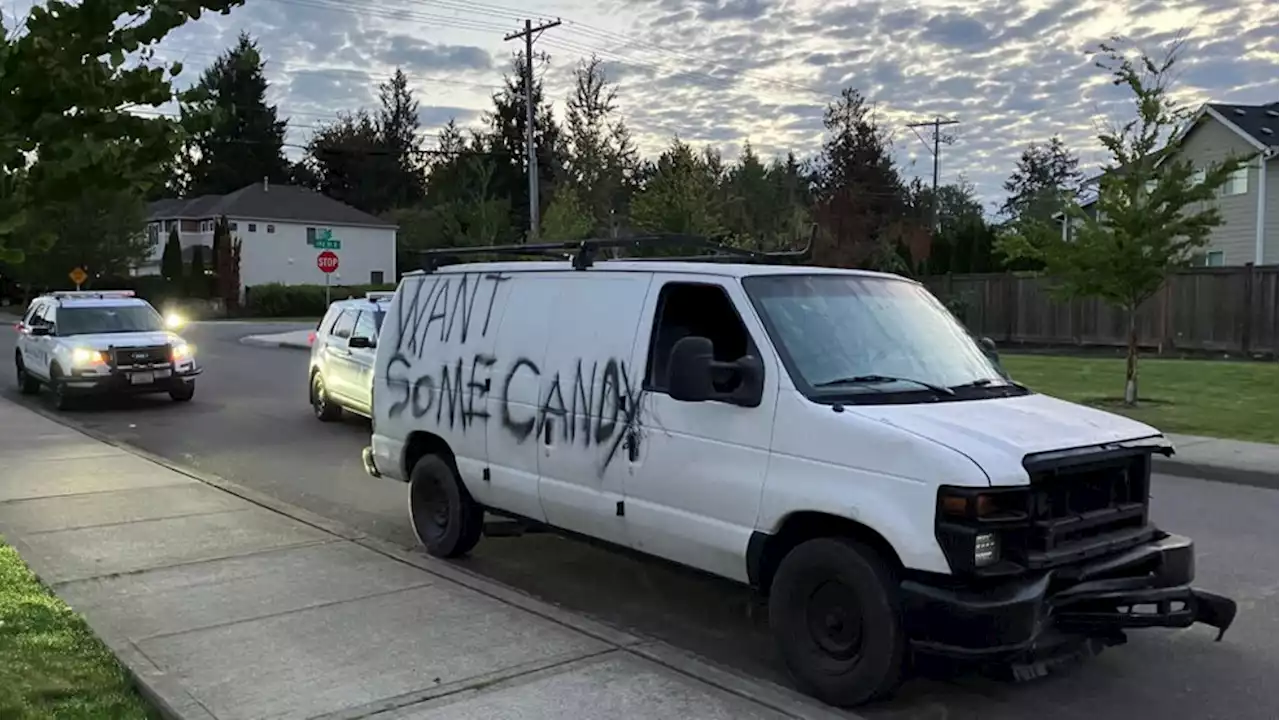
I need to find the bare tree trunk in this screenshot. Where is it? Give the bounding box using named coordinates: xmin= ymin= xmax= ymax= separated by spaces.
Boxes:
xmin=1124 ymin=303 xmax=1139 ymax=406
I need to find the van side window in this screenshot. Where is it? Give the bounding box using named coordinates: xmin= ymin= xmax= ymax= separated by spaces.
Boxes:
xmin=330 ymin=310 xmax=356 ymax=339
xmin=645 ymin=282 xmax=751 ymax=393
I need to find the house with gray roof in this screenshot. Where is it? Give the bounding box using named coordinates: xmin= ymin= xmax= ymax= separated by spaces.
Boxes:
xmin=1059 ymin=101 xmax=1278 ymax=266
xmin=142 ymin=180 xmax=398 ymax=290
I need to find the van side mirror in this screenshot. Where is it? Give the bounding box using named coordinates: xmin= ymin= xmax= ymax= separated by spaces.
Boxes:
xmin=980 ymin=336 xmax=998 ymax=357
xmin=666 ymin=335 xmax=763 ymax=407
xmin=349 ymin=335 xmax=374 ymax=349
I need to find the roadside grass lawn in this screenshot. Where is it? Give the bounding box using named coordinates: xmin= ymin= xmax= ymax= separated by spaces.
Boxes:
xmin=0 ymin=540 xmax=154 ymax=720
xmin=1002 ymin=354 xmax=1278 ymax=444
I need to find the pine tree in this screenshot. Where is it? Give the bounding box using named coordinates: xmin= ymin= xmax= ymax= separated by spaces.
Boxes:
xmin=189 ymin=244 xmax=206 ymax=296
xmin=183 ymin=32 xmax=290 ymax=196
xmin=377 ymin=68 xmax=426 ymax=209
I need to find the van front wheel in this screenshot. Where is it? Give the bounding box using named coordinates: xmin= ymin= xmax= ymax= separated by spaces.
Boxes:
xmin=768 ymin=537 xmax=905 ymax=707
xmin=408 ymin=455 xmax=483 ymax=558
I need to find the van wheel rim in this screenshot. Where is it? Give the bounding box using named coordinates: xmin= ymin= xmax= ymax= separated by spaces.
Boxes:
xmin=414 ymin=476 xmax=449 ymax=541
xmin=806 ymin=580 xmax=864 ymax=661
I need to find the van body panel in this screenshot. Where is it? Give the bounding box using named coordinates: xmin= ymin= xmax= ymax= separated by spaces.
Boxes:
xmin=535 ymin=271 xmax=654 ymax=546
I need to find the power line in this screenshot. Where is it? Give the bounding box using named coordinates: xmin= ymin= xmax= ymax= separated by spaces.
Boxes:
xmin=504 ymin=17 xmax=561 ymax=242
xmin=905 ymin=116 xmax=959 ymax=234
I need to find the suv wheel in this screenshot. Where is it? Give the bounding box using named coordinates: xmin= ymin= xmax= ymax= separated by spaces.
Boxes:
xmin=15 ymin=356 xmax=39 ymax=395
xmin=48 ymin=365 xmax=74 ymax=411
xmin=310 ymin=372 xmax=341 ymax=421
xmin=408 ymin=454 xmax=483 ymax=558
xmin=768 ymin=537 xmax=905 ymax=707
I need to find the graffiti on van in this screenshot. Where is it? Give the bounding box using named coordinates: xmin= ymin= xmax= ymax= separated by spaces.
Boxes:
xmin=382 ymin=271 xmax=644 ymax=474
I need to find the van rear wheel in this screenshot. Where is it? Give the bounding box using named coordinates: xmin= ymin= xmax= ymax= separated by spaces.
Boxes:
xmin=408 ymin=454 xmax=483 ymax=558
xmin=768 ymin=537 xmax=905 ymax=707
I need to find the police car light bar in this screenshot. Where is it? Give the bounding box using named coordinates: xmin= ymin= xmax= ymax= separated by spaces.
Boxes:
xmin=47 ymin=290 xmax=137 ymax=299
xmin=365 ymin=291 xmax=395 ymax=302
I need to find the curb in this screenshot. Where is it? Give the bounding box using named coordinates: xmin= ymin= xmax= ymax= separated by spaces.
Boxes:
xmin=4 ymin=398 xmax=854 ymax=720
xmin=238 ymin=335 xmax=311 ymax=351
xmin=1153 ymin=456 xmax=1277 ymax=490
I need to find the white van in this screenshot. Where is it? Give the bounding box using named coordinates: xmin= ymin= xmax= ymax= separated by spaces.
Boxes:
xmin=363 ymin=239 xmax=1235 ymax=707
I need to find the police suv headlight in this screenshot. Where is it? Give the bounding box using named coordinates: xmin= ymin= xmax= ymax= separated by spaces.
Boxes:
xmin=71 ymin=347 xmax=106 ymax=366
xmin=172 ymin=343 xmax=193 ymax=362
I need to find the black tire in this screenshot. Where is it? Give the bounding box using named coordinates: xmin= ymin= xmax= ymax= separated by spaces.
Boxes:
xmin=170 ymin=381 xmax=195 ymax=402
xmin=15 ymin=355 xmax=39 ymax=395
xmin=48 ymin=365 xmax=73 ymax=411
xmin=407 ymin=454 xmax=483 ymax=558
xmin=311 ymin=372 xmax=341 ymax=421
xmin=768 ymin=537 xmax=905 ymax=707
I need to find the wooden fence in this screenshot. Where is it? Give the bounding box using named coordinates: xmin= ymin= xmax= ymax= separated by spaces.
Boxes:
xmin=924 ymin=265 xmax=1279 ymax=357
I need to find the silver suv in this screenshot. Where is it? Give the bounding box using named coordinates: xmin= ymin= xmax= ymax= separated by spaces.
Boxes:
xmin=308 ymin=292 xmax=390 ymax=420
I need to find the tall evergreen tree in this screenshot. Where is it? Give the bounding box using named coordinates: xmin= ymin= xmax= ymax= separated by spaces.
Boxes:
xmin=563 ymin=56 xmax=638 ymax=233
xmin=377 ymin=68 xmax=426 ymax=209
xmin=182 ymin=32 xmax=290 ymax=197
xmin=487 ymin=52 xmax=564 ymax=237
xmin=813 ymin=88 xmax=926 ymax=270
xmin=161 ymin=227 xmax=183 ymax=282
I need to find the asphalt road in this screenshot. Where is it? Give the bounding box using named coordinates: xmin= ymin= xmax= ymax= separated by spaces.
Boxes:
xmin=3 ymin=320 xmax=1276 ymax=720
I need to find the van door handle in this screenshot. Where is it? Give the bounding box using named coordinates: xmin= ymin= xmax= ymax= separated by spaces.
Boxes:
xmin=625 ymin=430 xmax=640 ymax=462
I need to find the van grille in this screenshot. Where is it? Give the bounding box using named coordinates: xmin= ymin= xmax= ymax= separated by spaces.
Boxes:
xmin=1018 ymin=453 xmax=1152 ymax=568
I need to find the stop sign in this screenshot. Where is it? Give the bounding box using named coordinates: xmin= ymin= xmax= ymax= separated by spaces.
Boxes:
xmin=317 ymin=251 xmax=339 ymax=273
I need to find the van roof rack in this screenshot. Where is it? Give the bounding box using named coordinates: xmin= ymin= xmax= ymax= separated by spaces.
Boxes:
xmin=416 ymin=226 xmax=816 ymax=272
xmin=45 ymin=290 xmax=137 ymax=300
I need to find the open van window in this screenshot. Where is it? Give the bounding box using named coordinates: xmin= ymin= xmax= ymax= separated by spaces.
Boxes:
xmin=743 ymin=274 xmax=1022 ymax=403
xmin=645 ymin=282 xmax=754 ymax=394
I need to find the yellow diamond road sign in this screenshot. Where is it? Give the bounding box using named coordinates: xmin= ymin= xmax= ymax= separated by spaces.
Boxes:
xmin=69 ymin=267 xmax=87 ymax=286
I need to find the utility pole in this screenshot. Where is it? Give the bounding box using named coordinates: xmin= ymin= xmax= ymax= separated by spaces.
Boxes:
xmin=504 ymin=18 xmax=561 ymax=242
xmin=906 ymin=116 xmax=959 ymax=234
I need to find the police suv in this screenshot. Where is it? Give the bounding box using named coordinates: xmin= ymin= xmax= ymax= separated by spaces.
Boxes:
xmin=14 ymin=291 xmax=201 ymax=409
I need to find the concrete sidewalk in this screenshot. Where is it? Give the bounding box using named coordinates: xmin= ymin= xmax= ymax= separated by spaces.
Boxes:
xmin=0 ymin=398 xmax=847 ymax=720
xmin=241 ymin=328 xmax=312 ymax=350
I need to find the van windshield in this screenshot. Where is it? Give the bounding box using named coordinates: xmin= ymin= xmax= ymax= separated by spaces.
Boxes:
xmin=742 ymin=274 xmax=1021 ymax=402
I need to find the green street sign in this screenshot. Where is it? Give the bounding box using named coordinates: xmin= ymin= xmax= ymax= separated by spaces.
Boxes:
xmin=309 ymin=228 xmax=340 ymax=249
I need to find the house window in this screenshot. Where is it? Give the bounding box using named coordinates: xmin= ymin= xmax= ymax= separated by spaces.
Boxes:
xmin=230 ymin=222 xmax=238 ymax=232
xmin=306 ymin=227 xmax=316 ymax=244
xmin=370 ymin=271 xmax=384 ymax=284
xmin=248 ymin=223 xmax=257 ymax=232
xmin=1204 ymin=251 xmax=1225 ymax=267
xmin=1222 ymin=167 xmax=1248 ymax=196
xmin=267 ymin=224 xmax=275 ymax=234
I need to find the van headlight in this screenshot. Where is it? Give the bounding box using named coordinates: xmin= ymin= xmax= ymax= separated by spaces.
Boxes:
xmin=935 ymin=486 xmax=1026 ymax=573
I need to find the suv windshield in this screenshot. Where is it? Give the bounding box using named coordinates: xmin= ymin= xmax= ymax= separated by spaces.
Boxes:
xmin=743 ymin=274 xmax=1021 ymax=402
xmin=56 ymin=305 xmax=165 ymax=335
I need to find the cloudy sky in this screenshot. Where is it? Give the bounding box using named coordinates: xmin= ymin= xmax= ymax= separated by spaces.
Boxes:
xmin=18 ymin=0 xmax=1278 ymax=211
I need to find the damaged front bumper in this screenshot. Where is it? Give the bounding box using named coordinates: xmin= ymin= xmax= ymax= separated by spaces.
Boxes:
xmin=900 ymin=533 xmax=1237 ymax=659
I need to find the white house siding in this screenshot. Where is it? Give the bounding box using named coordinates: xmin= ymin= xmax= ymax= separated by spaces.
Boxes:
xmin=1177 ymin=119 xmax=1264 ymax=265
xmin=233 ymin=219 xmax=396 ymax=289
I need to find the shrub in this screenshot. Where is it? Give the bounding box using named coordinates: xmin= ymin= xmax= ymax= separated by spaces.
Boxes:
xmin=243 ymin=283 xmax=396 ymax=317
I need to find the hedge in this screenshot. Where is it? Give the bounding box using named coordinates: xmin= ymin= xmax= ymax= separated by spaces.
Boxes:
xmin=243 ymin=283 xmax=397 ymax=317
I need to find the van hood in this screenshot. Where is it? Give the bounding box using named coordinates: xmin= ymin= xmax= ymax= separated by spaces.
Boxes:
xmin=63 ymin=332 xmax=182 ymax=350
xmin=848 ymin=392 xmax=1164 ymax=486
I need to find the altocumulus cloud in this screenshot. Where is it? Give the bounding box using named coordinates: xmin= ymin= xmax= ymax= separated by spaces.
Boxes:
xmin=135 ymin=0 xmax=1275 ymax=207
